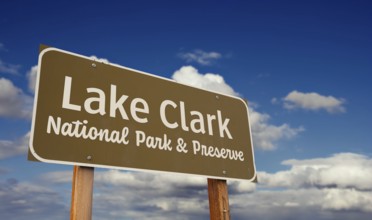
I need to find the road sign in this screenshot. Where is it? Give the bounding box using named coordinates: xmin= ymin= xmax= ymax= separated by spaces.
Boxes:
xmin=29 ymin=46 xmax=256 ymax=180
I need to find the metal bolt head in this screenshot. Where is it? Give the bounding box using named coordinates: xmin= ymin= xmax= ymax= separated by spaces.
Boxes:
xmin=92 ymin=63 xmax=96 ymax=68
xmin=87 ymin=155 xmax=92 ymax=160
xmin=216 ymin=95 xmax=219 ymax=99
xmin=222 ymin=170 xmax=227 ymax=175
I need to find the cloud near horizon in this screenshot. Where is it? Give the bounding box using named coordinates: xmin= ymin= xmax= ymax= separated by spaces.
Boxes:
xmin=259 ymin=152 xmax=372 ymax=191
xmin=31 ymin=152 xmax=372 ymax=219
xmin=255 ymin=152 xmax=372 ymax=214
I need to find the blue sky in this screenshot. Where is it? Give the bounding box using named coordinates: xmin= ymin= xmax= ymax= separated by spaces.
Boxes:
xmin=1 ymin=0 xmax=372 ymax=219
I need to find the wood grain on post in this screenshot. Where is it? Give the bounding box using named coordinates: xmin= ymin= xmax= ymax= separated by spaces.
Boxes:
xmin=208 ymin=178 xmax=230 ymax=220
xmin=70 ymin=166 xmax=94 ymax=220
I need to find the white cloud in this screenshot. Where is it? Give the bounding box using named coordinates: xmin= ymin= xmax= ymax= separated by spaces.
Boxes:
xmin=229 ymin=152 xmax=372 ymax=218
xmin=26 ymin=65 xmax=38 ymax=93
xmin=0 ymin=78 xmax=33 ymax=119
xmin=172 ymin=66 xmax=303 ymax=150
xmin=249 ymin=108 xmax=304 ymax=150
xmin=178 ymin=49 xmax=222 ymax=65
xmin=282 ymin=90 xmax=346 ymax=113
xmin=0 ymin=132 xmax=30 ymax=160
xmin=172 ymin=66 xmax=238 ymax=96
xmin=322 ymin=188 xmax=372 ymax=212
xmin=259 ymin=153 xmax=372 ymax=190
xmin=231 ymin=188 xmax=372 ymax=219
xmin=229 ymin=180 xmax=256 ymax=193
xmin=0 ymin=59 xmax=21 ymax=75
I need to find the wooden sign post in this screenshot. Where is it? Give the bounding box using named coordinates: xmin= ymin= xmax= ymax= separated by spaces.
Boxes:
xmin=70 ymin=166 xmax=94 ymax=220
xmin=208 ymin=178 xmax=230 ymax=220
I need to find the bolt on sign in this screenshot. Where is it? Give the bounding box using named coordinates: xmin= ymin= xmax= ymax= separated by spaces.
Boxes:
xmin=29 ymin=46 xmax=257 ymax=181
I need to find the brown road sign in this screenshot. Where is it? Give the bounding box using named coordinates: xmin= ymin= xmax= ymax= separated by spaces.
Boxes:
xmin=29 ymin=46 xmax=256 ymax=181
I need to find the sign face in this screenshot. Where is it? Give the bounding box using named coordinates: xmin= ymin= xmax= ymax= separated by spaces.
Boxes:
xmin=29 ymin=47 xmax=256 ymax=181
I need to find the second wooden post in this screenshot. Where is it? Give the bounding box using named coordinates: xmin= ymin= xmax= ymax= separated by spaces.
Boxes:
xmin=70 ymin=166 xmax=94 ymax=220
xmin=208 ymin=178 xmax=230 ymax=220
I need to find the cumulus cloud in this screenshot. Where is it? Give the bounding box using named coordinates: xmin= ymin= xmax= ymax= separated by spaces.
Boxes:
xmin=26 ymin=65 xmax=38 ymax=93
xmin=0 ymin=78 xmax=33 ymax=119
xmin=231 ymin=188 xmax=372 ymax=219
xmin=249 ymin=108 xmax=304 ymax=150
xmin=0 ymin=132 xmax=30 ymax=160
xmin=322 ymin=188 xmax=372 ymax=212
xmin=0 ymin=59 xmax=21 ymax=75
xmin=178 ymin=49 xmax=222 ymax=66
xmin=282 ymin=90 xmax=346 ymax=113
xmin=172 ymin=66 xmax=303 ymax=150
xmin=259 ymin=153 xmax=372 ymax=191
xmin=229 ymin=180 xmax=256 ymax=193
xmin=172 ymin=66 xmax=238 ymax=96
xmin=229 ymin=152 xmax=372 ymax=218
